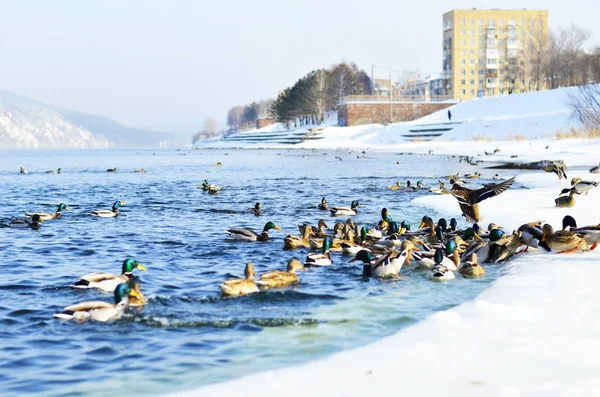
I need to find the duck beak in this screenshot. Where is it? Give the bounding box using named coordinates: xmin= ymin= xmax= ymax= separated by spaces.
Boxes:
xmin=39 ymin=219 xmax=44 ymax=223
xmin=541 ymin=234 xmax=546 ymax=242
xmin=65 ymin=206 xmax=71 ymax=211
xmin=274 ymin=225 xmax=281 ymax=231
xmin=120 ymin=201 xmax=126 ymax=205
xmin=418 ymin=221 xmax=426 ymax=228
xmin=137 ymin=264 xmax=147 ymax=271
xmin=474 ymin=233 xmax=482 ymax=240
xmin=399 ymin=227 xmax=406 ymax=235
xmin=129 ymin=289 xmax=142 ymax=298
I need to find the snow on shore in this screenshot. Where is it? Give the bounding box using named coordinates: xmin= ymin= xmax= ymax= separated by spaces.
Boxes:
xmin=168 ymin=137 xmax=600 ymax=396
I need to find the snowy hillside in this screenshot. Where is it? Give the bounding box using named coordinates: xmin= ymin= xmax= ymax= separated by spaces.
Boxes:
xmin=0 ymin=90 xmax=179 ymax=149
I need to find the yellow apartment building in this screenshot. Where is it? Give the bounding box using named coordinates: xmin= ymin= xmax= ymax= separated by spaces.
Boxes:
xmin=442 ymin=9 xmax=548 ymax=100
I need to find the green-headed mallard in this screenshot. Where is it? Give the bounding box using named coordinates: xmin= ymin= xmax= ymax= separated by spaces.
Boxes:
xmin=26 ymin=203 xmax=70 ymax=221
xmin=318 ymin=197 xmax=329 ymax=210
xmin=562 ymin=215 xmax=600 ymax=251
xmin=220 ymin=263 xmax=259 ymax=296
xmin=458 ymin=253 xmax=485 ymax=278
xmin=9 ymin=214 xmax=44 ymax=229
xmin=284 ymin=225 xmax=314 ymax=250
xmin=590 ymin=162 xmax=600 ymax=174
xmin=54 ymin=282 xmax=139 ymax=322
xmin=465 ymin=172 xmax=481 ymax=179
xmin=488 ymin=231 xmax=523 ymax=263
xmin=329 ymin=200 xmax=361 ymax=216
xmin=91 ymin=201 xmax=125 ymax=218
xmin=305 ymin=237 xmax=332 ymax=266
xmin=256 ymin=258 xmax=305 ymax=289
xmin=570 ymin=177 xmax=598 ymax=195
xmin=226 ymin=221 xmax=281 ymax=242
xmin=107 ymin=167 xmax=117 ymax=172
xmin=341 ymin=226 xmax=369 ymax=255
xmin=542 ymin=224 xmax=588 ymax=253
xmin=443 ymin=176 xmax=516 ymax=223
xmin=555 ymin=188 xmax=576 ymax=208
xmin=46 ymin=168 xmax=61 ymax=174
xmin=249 ymin=202 xmax=262 ymax=215
xmin=349 ymin=247 xmax=408 ymax=278
xmin=71 ymin=258 xmax=147 ymax=292
xmin=426 ymin=249 xmax=455 ymax=282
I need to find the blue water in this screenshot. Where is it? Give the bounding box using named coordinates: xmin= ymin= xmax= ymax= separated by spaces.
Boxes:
xmin=0 ymin=149 xmax=506 ymax=396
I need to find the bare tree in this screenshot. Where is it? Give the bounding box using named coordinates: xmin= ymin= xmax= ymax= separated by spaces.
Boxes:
xmin=203 ymin=117 xmax=218 ymax=135
xmin=569 ymin=83 xmax=600 ymax=129
xmin=227 ymin=106 xmax=244 ymax=129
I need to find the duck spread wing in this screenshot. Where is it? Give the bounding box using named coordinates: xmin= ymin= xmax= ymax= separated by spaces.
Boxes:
xmin=475 ymin=176 xmax=516 ymax=203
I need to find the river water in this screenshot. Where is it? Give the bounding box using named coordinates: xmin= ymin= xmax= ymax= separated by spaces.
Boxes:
xmin=0 ymin=148 xmax=506 ymax=396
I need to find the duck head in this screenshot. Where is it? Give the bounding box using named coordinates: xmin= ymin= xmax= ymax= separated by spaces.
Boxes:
xmin=244 ymin=263 xmax=256 ymax=280
xmin=462 ymin=227 xmax=482 ymax=241
xmin=571 ymin=177 xmax=582 ymax=186
xmin=445 ymin=239 xmax=457 ymax=255
xmin=435 ymin=226 xmax=444 ymax=242
xmin=541 ymin=224 xmax=554 ymax=242
xmin=322 ymin=237 xmax=333 ymax=253
xmin=389 ymin=221 xmax=399 ymax=235
xmin=360 ymin=226 xmax=368 ymax=243
xmin=57 ymin=203 xmax=70 ymax=212
xmin=419 ymin=216 xmax=434 ymax=229
xmin=562 ymin=215 xmax=577 ymax=231
xmin=112 ymin=201 xmax=125 ymax=211
xmin=263 ymin=222 xmax=281 ymax=232
xmin=114 ymin=283 xmax=133 ymax=304
xmin=286 ymin=258 xmax=305 ymax=273
xmin=434 ymin=248 xmax=444 ymax=265
xmin=122 ymin=258 xmax=146 ymax=274
xmin=321 ymin=197 xmax=327 ymax=204
xmin=489 ymin=228 xmax=505 ymax=242
xmin=381 ymin=208 xmax=391 ymax=222
xmin=254 ymin=202 xmax=261 ymax=210
xmin=351 ymin=200 xmax=362 ymax=210
xmin=349 ymin=249 xmax=373 ymax=264
xmin=400 ymin=221 xmax=411 ymax=234
xmin=31 ymin=214 xmax=44 ymax=224
xmin=437 ymin=218 xmax=448 ymax=232
xmin=449 ymin=218 xmax=457 ymax=231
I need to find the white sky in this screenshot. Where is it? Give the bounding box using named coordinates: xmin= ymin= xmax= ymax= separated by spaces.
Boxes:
xmin=0 ymin=0 xmax=598 ymax=134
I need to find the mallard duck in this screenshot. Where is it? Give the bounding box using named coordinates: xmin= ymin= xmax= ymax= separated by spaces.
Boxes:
xmin=412 ymin=244 xmax=456 ymax=270
xmin=460 ymin=239 xmax=491 ymax=264
xmin=442 ymin=176 xmax=516 ymax=223
xmin=418 ymin=217 xmax=445 ymax=245
xmin=220 ymin=263 xmax=259 ymax=296
xmin=590 ymin=162 xmax=600 ymax=174
xmin=199 ymin=180 xmax=209 ymax=190
xmin=107 ymin=167 xmax=117 ymax=172
xmin=128 ymin=277 xmax=147 ymax=308
xmin=542 ymin=161 xmax=567 ymax=179
xmin=555 ymin=188 xmax=576 ymax=208
xmin=541 ymin=224 xmax=588 ymax=253
xmin=408 ymin=180 xmax=424 ymax=191
xmin=9 ymin=214 xmax=44 ymax=229
xmin=341 ymin=226 xmax=369 ymax=255
xmin=426 ymin=249 xmax=455 ymax=282
xmin=91 ymin=201 xmax=125 ymax=217
xmin=318 ymin=197 xmax=329 ymax=210
xmin=226 ymin=221 xmax=281 ymax=242
xmin=314 ymin=219 xmax=330 ymax=237
xmin=46 ymin=168 xmax=61 ymax=174
xmin=256 ymin=258 xmax=305 ymax=289
xmin=517 ymin=221 xmax=550 ymax=252
xmin=349 ymin=248 xmax=408 ymax=278
xmin=54 ymin=283 xmax=139 ymax=322
xmin=26 ymin=203 xmax=70 ymax=221
xmin=208 ymin=185 xmax=221 ymax=195
xmin=71 ymin=258 xmax=146 ymax=292
xmin=305 ymin=237 xmax=332 ymax=266
xmin=562 ymin=215 xmax=600 ymax=251
xmin=329 ymin=200 xmax=361 ymax=216
xmin=283 ymin=225 xmax=314 ymax=250
xmin=212 ymin=162 xmax=223 ymax=166
xmin=570 ymin=177 xmax=599 ymax=195
xmin=19 ymin=167 xmax=28 ymax=174
xmin=133 ymin=169 xmax=146 ymax=173
xmin=458 ymin=253 xmax=485 ymax=278
xmin=488 ymin=231 xmax=523 ymax=263
xmin=388 ymin=181 xmax=402 ymax=190
xmin=465 ymin=172 xmax=481 ymax=179
xmin=249 ymin=202 xmax=262 ymax=215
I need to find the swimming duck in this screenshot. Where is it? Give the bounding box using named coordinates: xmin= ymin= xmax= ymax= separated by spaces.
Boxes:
xmin=349 ymin=248 xmax=408 ymax=278
xmin=465 ymin=172 xmax=481 ymax=179
xmin=318 ymin=197 xmax=329 ymax=210
xmin=590 ymin=162 xmax=600 ymax=174
xmin=562 ymin=215 xmax=600 ymax=251
xmin=26 ymin=203 xmax=70 ymax=221
xmin=133 ymin=169 xmax=146 ymax=173
xmin=542 ymin=161 xmax=567 ymax=180
xmin=314 ymin=219 xmax=330 ymax=237
xmin=442 ymin=176 xmax=516 ymax=223
xmin=329 ymin=200 xmax=361 ymax=216
xmin=71 ymin=258 xmax=147 ymax=292
xmin=200 ymin=180 xmax=209 ymax=190
xmin=283 ymin=225 xmax=314 ymax=250
xmin=54 ymin=283 xmax=139 ymax=322
xmin=340 ymin=226 xmax=369 ymax=255
xmin=458 ymin=253 xmax=485 ymax=278
xmin=541 ymin=224 xmax=588 ymax=253
xmin=107 ymin=167 xmax=117 ymax=172
xmin=388 ymin=181 xmax=402 ymax=190
xmin=19 ymin=167 xmax=28 ymax=174
xmin=128 ymin=276 xmax=147 ymax=308
xmin=570 ymin=177 xmax=599 ymax=195
xmin=249 ymin=202 xmax=262 ymax=215
xmin=256 ymin=258 xmax=305 ymax=289
xmin=426 ymin=249 xmax=455 ymax=282
xmin=212 ymin=162 xmax=223 ymax=166
xmin=8 ymin=214 xmax=44 ymax=229
xmin=208 ymin=185 xmax=221 ymax=195
xmin=555 ymin=188 xmax=577 ymax=208
xmin=46 ymin=168 xmax=61 ymax=174
xmin=219 ymin=263 xmax=259 ymax=296
xmin=226 ymin=221 xmax=281 ymax=242
xmin=91 ymin=201 xmax=125 ymax=218
xmin=412 ymin=243 xmax=456 ymax=270
xmin=305 ymin=237 xmax=332 ymax=266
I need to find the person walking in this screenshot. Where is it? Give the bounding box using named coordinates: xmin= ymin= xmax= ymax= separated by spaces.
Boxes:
xmin=447 ymin=109 xmax=452 ymax=121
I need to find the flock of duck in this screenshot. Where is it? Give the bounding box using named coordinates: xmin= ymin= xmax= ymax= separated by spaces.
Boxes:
xmin=8 ymin=161 xmax=600 ymax=323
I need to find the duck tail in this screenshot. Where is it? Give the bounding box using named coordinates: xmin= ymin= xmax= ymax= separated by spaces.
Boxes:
xmin=53 ymin=311 xmax=74 ymax=320
xmin=71 ymin=279 xmax=91 ymax=288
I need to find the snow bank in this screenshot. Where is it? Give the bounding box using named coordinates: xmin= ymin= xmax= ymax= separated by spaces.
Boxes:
xmin=167 ymin=143 xmax=600 ymax=397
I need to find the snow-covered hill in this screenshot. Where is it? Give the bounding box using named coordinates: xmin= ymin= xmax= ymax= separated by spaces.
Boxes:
xmin=0 ymin=90 xmax=179 ymax=149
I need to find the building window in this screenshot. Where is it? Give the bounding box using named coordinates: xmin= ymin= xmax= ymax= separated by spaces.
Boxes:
xmin=461 ymin=69 xmax=466 ymax=75
xmin=499 ymin=60 xmax=505 ymax=66
xmin=500 ymin=69 xmax=505 ymax=74
xmin=469 ymin=29 xmax=474 ymax=36
xmin=470 ymin=59 xmax=475 ymax=65
xmin=520 ymin=20 xmax=524 ymax=26
xmin=470 ymin=20 xmax=475 ymax=25
xmin=460 ymin=49 xmax=465 ymax=55
xmin=529 ymin=20 xmax=534 ymax=26
xmin=488 ymin=89 xmax=495 ymax=96
xmin=478 ymin=19 xmax=483 ymax=25
xmin=487 ymin=58 xmax=498 ymax=65
xmin=470 ymin=39 xmax=475 ymax=45
xmin=479 ymin=69 xmax=484 ymax=75
xmin=470 ymin=49 xmax=475 ymax=55
xmin=487 ymin=38 xmax=496 ymax=46
xmin=460 ymin=19 xmax=465 ymax=26
xmin=461 ymin=89 xmax=466 ymax=95
xmin=521 ymin=30 xmax=525 ymax=36
xmin=488 ymin=20 xmax=495 ymax=28
xmin=479 ymin=49 xmax=484 ymax=55
xmin=499 ymin=39 xmax=505 ymax=45
xmin=479 ymin=79 xmax=484 ymax=85
xmin=479 ymin=59 xmax=484 ymax=65
xmin=499 ymin=20 xmax=504 ymax=27
xmin=500 ymin=79 xmax=505 ymax=84
xmin=460 ymin=59 xmax=466 ymax=65
xmin=508 ymin=20 xmax=516 ymax=26
xmin=479 ymin=39 xmax=484 ymax=45
xmin=479 ymin=29 xmax=484 ymax=35
xmin=529 ymin=30 xmax=534 ymax=36
xmin=537 ymin=20 xmax=543 ymax=27
xmin=498 ymin=30 xmax=504 ymax=36
xmin=460 ymin=39 xmax=465 ymax=45
xmin=461 ymin=80 xmax=466 ymax=85
xmin=470 ymin=79 xmax=475 ymax=85
xmin=460 ymin=29 xmax=465 ymax=35
xmin=470 ymin=89 xmax=475 ymax=95
xmin=487 ymin=78 xmax=497 ymax=84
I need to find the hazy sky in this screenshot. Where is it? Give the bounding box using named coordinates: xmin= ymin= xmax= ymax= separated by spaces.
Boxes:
xmin=1 ymin=0 xmax=598 ymax=135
